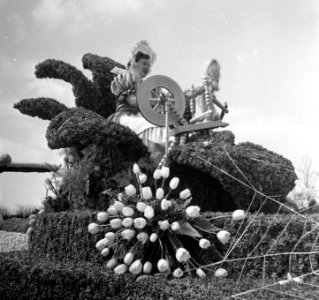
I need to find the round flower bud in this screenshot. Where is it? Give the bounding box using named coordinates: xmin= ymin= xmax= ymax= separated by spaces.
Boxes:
xmin=122 ymin=206 xmax=134 ymax=217
xmin=137 ymin=232 xmax=149 ymax=244
xmin=215 ymin=268 xmax=228 ymax=278
xmin=136 ymin=202 xmax=147 ymax=212
xmin=161 ymin=199 xmax=172 ymax=211
xmin=97 ymin=212 xmax=108 ymax=223
xmin=158 ymin=220 xmax=170 ymax=231
xmin=110 ymin=218 xmax=122 ymax=229
xmin=199 ymin=238 xmax=211 ymax=249
xmin=121 ymin=229 xmax=136 ymax=240
xmin=125 ymin=184 xmax=137 ymax=197
xmin=169 ymin=177 xmax=180 ymax=190
xmin=179 ymin=188 xmax=191 ymax=199
xmin=142 ymin=186 xmax=153 ymax=200
xmin=156 ymin=188 xmax=165 ymax=200
xmin=157 ymin=259 xmax=169 ymax=272
xmin=161 ymin=166 xmax=170 ymax=178
xmin=217 ymin=230 xmax=231 ymax=244
xmin=232 ymin=209 xmax=246 ymax=221
xmin=173 ymin=268 xmax=183 ymax=278
xmin=133 ymin=163 xmax=141 ymax=175
xmin=106 ymin=258 xmax=118 ymax=269
xmin=114 ymin=264 xmax=128 ymax=275
xmin=171 ymin=221 xmax=180 ymax=231
xmin=95 ymin=238 xmax=108 ymax=251
xmin=124 ymin=252 xmax=135 ymax=265
xmin=88 ymin=223 xmax=99 ymax=234
xmin=150 ymin=233 xmax=158 ymax=242
xmin=122 ymin=217 xmax=133 ymax=227
xmin=139 ymin=173 xmax=147 ymax=184
xmin=105 ymin=232 xmax=116 ymax=240
xmin=144 ymin=206 xmax=154 ymax=219
xmin=196 ymin=268 xmax=206 ymax=278
xmin=101 ymin=248 xmax=110 ymax=257
xmin=134 ymin=217 xmax=147 ymax=229
xmin=153 ymin=169 xmax=162 ymax=180
xmin=176 ymin=248 xmax=191 ymax=262
xmin=129 ymin=259 xmax=143 ymax=274
xmin=185 ymin=205 xmax=200 ymax=218
xmin=113 ymin=201 xmax=124 ymax=212
xmin=143 ymin=261 xmax=152 ymax=274
xmin=107 ymin=206 xmax=118 ymax=215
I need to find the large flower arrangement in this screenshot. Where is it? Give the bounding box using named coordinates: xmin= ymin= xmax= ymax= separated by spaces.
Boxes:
xmin=88 ymin=164 xmax=246 ymax=278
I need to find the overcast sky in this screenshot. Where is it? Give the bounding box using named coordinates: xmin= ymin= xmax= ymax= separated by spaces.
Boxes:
xmin=0 ymin=0 xmax=318 ymax=211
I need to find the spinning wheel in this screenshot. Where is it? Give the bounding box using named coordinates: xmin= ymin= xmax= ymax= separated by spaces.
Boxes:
xmin=136 ymin=75 xmax=186 ymax=127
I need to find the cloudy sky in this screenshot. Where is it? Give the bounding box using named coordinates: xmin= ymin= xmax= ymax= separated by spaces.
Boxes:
xmin=0 ymin=0 xmax=318 ymax=211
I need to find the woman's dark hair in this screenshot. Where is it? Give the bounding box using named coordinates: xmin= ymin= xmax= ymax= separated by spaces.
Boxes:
xmin=127 ymin=52 xmax=150 ymax=69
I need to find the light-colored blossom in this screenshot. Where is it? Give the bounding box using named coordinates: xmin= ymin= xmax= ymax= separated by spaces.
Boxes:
xmin=144 ymin=206 xmax=154 ymax=219
xmin=199 ymin=238 xmax=211 ymax=249
xmin=139 ymin=173 xmax=147 ymax=184
xmin=142 ymin=186 xmax=153 ymax=200
xmin=29 ymin=219 xmax=36 ymax=226
xmin=133 ymin=163 xmax=141 ymax=175
xmin=157 ymin=259 xmax=169 ymax=272
xmin=215 ymin=268 xmax=228 ymax=278
xmin=122 ymin=217 xmax=133 ymax=227
xmin=106 ymin=258 xmax=118 ymax=269
xmin=113 ymin=201 xmax=124 ymax=212
xmin=232 ymin=209 xmax=246 ymax=221
xmin=185 ymin=205 xmax=200 ymax=218
xmin=117 ymin=193 xmax=123 ymax=201
xmin=196 ymin=268 xmax=206 ymax=278
xmin=176 ymin=248 xmax=191 ymax=262
xmin=124 ymin=252 xmax=135 ymax=265
xmin=153 ymin=169 xmax=162 ymax=179
xmin=114 ymin=264 xmax=127 ymax=275
xmin=161 ymin=199 xmax=172 ymax=211
xmin=107 ymin=206 xmax=118 ymax=215
xmin=169 ymin=177 xmax=180 ymax=190
xmin=150 ymin=233 xmax=158 ymax=242
xmin=125 ymin=184 xmax=137 ymax=197
xmin=110 ymin=218 xmax=122 ymax=229
xmin=105 ymin=232 xmax=116 ymax=240
xmin=121 ymin=229 xmax=136 ymax=240
xmin=96 ymin=238 xmax=108 ymax=251
xmin=161 ymin=166 xmax=170 ymax=178
xmin=217 ymin=230 xmax=231 ymax=244
xmin=101 ymin=248 xmax=110 ymax=257
xmin=137 ymin=232 xmax=149 ymax=244
xmin=143 ymin=261 xmax=152 ymax=274
xmin=156 ymin=188 xmax=165 ymax=200
xmin=136 ymin=202 xmax=147 ymax=212
xmin=129 ymin=259 xmax=143 ymax=274
xmin=122 ymin=206 xmax=134 ymax=217
xmin=134 ymin=217 xmax=147 ymax=229
xmin=97 ymin=212 xmax=108 ymax=222
xmin=158 ymin=220 xmax=170 ymax=231
xmin=179 ymin=188 xmax=191 ymax=199
xmin=38 ymin=209 xmax=45 ymax=215
xmin=173 ymin=268 xmax=183 ymax=278
xmin=171 ymin=221 xmax=180 ymax=231
xmin=26 ymin=227 xmax=34 ymax=235
xmin=88 ymin=223 xmax=99 ymax=234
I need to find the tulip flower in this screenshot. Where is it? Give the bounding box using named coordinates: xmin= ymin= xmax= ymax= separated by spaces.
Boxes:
xmin=110 ymin=218 xmax=122 ymax=229
xmin=144 ymin=206 xmax=154 ymax=219
xmin=139 ymin=173 xmax=147 ymax=184
xmin=105 ymin=232 xmax=116 ymax=240
xmin=150 ymin=233 xmax=158 ymax=242
xmin=142 ymin=186 xmax=153 ymax=200
xmin=158 ymin=220 xmax=170 ymax=231
xmin=217 ymin=230 xmax=231 ymax=244
xmin=88 ymin=223 xmax=99 ymax=234
xmin=129 ymin=259 xmax=143 ymax=274
xmin=137 ymin=232 xmax=149 ymax=244
xmin=179 ymin=188 xmax=191 ymax=199
xmin=121 ymin=229 xmax=136 ymax=240
xmin=156 ymin=188 xmax=165 ymax=200
xmin=106 ymin=258 xmax=118 ymax=269
xmin=161 ymin=166 xmax=170 ymax=178
xmin=113 ymin=201 xmax=124 ymax=212
xmin=143 ymin=261 xmax=152 ymax=274
xmin=232 ymin=210 xmax=246 ymax=221
xmin=122 ymin=206 xmax=134 ymax=217
xmin=157 ymin=259 xmax=169 ymax=272
xmin=196 ymin=268 xmax=206 ymax=278
xmin=171 ymin=221 xmax=180 ymax=231
xmin=95 ymin=238 xmax=108 ymax=251
xmin=161 ymin=199 xmax=172 ymax=211
xmin=176 ymin=248 xmax=191 ymax=262
xmin=173 ymin=268 xmax=183 ymax=278
xmin=125 ymin=184 xmax=137 ymax=197
xmin=199 ymin=238 xmax=211 ymax=249
xmin=169 ymin=177 xmax=180 ymax=190
xmin=153 ymin=169 xmax=162 ymax=179
xmin=136 ymin=202 xmax=147 ymax=212
xmin=101 ymin=248 xmax=110 ymax=257
xmin=134 ymin=217 xmax=147 ymax=229
xmin=185 ymin=206 xmax=200 ymax=218
xmin=124 ymin=252 xmax=135 ymax=265
xmin=97 ymin=212 xmax=108 ymax=222
xmin=107 ymin=206 xmax=118 ymax=215
xmin=122 ymin=217 xmax=133 ymax=227
xmin=133 ymin=163 xmax=141 ymax=175
xmin=114 ymin=264 xmax=128 ymax=275
xmin=215 ymin=268 xmax=228 ymax=278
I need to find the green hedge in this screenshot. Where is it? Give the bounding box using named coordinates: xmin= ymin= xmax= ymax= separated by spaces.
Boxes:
xmin=29 ymin=211 xmax=319 ymax=277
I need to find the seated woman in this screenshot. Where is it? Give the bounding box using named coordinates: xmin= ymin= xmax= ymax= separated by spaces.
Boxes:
xmin=109 ymin=40 xmax=166 ymax=160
